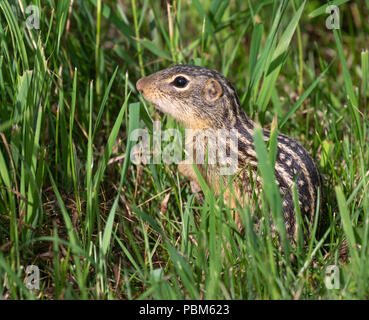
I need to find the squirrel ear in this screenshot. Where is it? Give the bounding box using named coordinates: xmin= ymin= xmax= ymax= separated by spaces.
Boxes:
xmin=204 ymin=79 xmax=223 ymax=102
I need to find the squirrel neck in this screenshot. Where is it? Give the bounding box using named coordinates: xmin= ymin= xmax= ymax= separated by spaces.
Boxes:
xmin=216 ymin=94 xmax=255 ymax=132
xmin=182 ymin=92 xmax=255 ymax=133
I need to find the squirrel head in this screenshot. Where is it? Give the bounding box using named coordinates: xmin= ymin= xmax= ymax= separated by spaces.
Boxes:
xmin=136 ymin=65 xmax=240 ymax=129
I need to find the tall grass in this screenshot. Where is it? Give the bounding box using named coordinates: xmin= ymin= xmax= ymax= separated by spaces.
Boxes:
xmin=0 ymin=0 xmax=368 ymax=299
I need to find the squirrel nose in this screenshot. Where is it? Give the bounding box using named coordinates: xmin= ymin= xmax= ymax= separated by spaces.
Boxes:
xmin=136 ymin=78 xmax=145 ymax=92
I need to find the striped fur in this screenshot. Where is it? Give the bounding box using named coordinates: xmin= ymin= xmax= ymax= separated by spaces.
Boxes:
xmin=136 ymin=65 xmax=321 ymax=238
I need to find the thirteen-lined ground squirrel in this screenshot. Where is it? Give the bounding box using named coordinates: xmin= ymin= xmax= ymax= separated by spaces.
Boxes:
xmin=136 ymin=65 xmax=321 ymax=238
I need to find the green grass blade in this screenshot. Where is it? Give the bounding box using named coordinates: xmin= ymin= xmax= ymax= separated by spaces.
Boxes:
xmin=256 ymin=1 xmax=305 ymax=111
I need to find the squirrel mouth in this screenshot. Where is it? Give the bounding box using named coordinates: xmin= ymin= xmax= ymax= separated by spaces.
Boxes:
xmin=136 ymin=78 xmax=146 ymax=93
xmin=136 ymin=77 xmax=159 ymax=107
xmin=152 ymin=102 xmax=172 ymax=116
xmin=136 ymin=76 xmax=183 ymax=123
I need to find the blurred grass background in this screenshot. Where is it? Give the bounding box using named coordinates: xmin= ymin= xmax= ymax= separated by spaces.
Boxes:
xmin=0 ymin=0 xmax=368 ymax=299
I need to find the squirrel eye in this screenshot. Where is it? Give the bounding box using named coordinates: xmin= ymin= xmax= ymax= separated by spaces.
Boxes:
xmin=172 ymin=76 xmax=188 ymax=88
